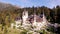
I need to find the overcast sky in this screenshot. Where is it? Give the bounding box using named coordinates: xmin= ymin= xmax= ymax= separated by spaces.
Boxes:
xmin=0 ymin=0 xmax=60 ymax=8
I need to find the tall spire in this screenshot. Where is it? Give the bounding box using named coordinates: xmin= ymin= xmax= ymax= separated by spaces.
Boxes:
xmin=33 ymin=6 xmax=36 ymax=25
xmin=43 ymin=9 xmax=45 ymax=22
xmin=43 ymin=9 xmax=48 ymax=23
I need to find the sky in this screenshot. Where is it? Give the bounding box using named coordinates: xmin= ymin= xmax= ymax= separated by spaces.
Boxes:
xmin=0 ymin=0 xmax=60 ymax=8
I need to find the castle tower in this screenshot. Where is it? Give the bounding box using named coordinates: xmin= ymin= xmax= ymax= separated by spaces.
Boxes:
xmin=22 ymin=10 xmax=28 ymax=24
xmin=33 ymin=13 xmax=37 ymax=25
xmin=43 ymin=12 xmax=46 ymax=23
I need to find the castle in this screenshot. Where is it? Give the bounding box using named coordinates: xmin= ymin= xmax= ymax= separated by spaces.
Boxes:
xmin=11 ymin=10 xmax=48 ymax=30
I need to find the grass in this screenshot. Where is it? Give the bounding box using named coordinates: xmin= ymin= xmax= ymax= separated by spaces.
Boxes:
xmin=0 ymin=24 xmax=56 ymax=34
